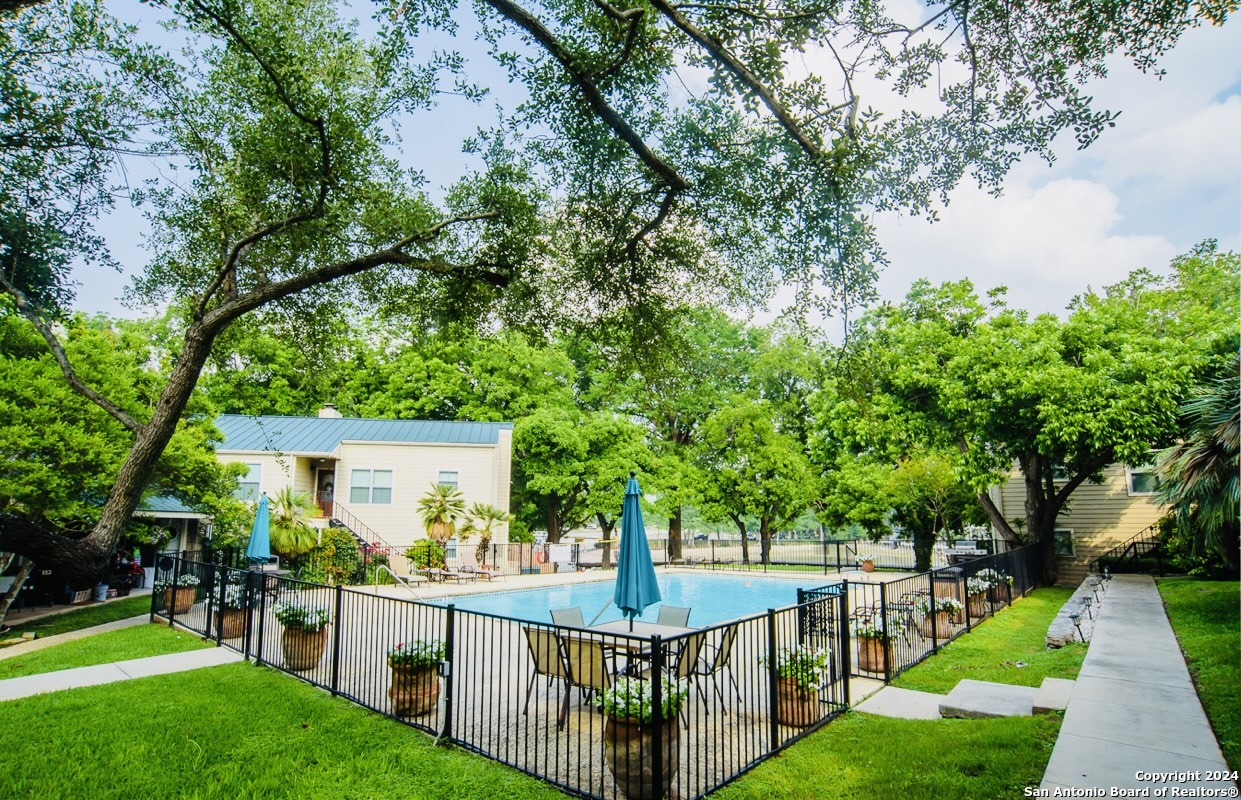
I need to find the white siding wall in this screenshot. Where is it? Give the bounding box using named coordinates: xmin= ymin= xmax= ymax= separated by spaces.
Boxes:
xmin=335 ymin=440 xmax=509 ymax=551
xmin=996 ymin=464 xmax=1167 ymax=586
xmin=217 ymin=452 xmax=294 ymax=496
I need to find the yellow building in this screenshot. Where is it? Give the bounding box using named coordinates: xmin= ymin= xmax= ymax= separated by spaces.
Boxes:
xmin=990 ymin=463 xmax=1167 ymax=586
xmin=214 ymin=406 xmax=513 ymax=557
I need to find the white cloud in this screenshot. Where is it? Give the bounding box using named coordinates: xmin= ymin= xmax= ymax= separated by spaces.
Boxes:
xmin=874 ymin=177 xmax=1179 ymax=315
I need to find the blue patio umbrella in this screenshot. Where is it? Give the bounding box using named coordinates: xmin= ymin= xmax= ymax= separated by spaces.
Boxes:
xmin=613 ymin=471 xmax=661 ymax=630
xmin=245 ymin=493 xmax=272 ymax=563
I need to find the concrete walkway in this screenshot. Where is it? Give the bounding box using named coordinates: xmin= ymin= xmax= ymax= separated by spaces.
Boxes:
xmin=0 ymin=647 xmax=242 ymax=701
xmin=1041 ymin=574 xmax=1237 ymax=795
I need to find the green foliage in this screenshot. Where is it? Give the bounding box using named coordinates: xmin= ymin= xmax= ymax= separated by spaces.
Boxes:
xmin=291 ymin=526 xmax=363 ymax=585
xmin=763 ymin=645 xmax=832 ymax=692
xmin=596 ymin=677 xmax=688 ymax=723
xmin=417 ymin=483 xmax=466 ymax=544
xmin=406 ymin=541 xmax=447 ymax=570
xmin=272 ymin=599 xmax=331 ymax=632
xmin=0 ymin=304 xmax=244 ymax=533
xmin=267 ymin=487 xmax=318 ymax=559
xmin=1156 ymin=353 xmax=1240 ymax=573
xmin=387 ymin=639 xmax=445 ymax=669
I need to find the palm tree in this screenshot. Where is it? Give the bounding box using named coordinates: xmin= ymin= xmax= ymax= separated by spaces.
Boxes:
xmin=269 ymin=487 xmax=318 ymax=558
xmin=464 ymin=502 xmax=514 ymax=565
xmin=1156 ymin=354 xmax=1239 ymax=570
xmin=417 ymin=483 xmax=467 ymax=544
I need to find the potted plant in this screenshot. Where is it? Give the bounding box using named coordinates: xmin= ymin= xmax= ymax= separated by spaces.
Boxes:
xmin=977 ymin=568 xmax=1013 ymax=603
xmin=852 ymin=616 xmax=893 ymax=673
xmin=387 ymin=639 xmax=445 ymax=716
xmin=212 ymin=578 xmax=251 ymax=639
xmin=597 ymin=677 xmax=688 ymax=800
xmin=916 ymin=596 xmax=964 ymax=639
xmin=157 ymin=574 xmax=201 ymax=614
xmin=763 ymin=645 xmax=831 ymax=727
xmin=273 ymin=599 xmax=332 ymax=671
xmin=857 ymin=556 xmax=875 ymax=573
xmin=966 ymin=576 xmax=991 ymax=617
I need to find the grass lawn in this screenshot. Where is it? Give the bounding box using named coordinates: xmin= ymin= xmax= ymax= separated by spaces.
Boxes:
xmin=714 ymin=713 xmax=1061 ymax=800
xmin=0 ymin=623 xmax=210 ymax=680
xmin=4 ymin=594 xmax=152 ymax=638
xmin=0 ymin=662 xmax=563 ymax=800
xmin=1158 ymin=577 xmax=1241 ymax=770
xmin=717 ymin=586 xmax=1074 ymax=799
xmin=891 ymin=586 xmax=1087 ymax=694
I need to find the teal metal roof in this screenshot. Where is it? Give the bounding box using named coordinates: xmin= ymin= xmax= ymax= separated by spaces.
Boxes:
xmin=215 ymin=414 xmax=513 ymax=454
xmin=138 ymin=496 xmax=195 ymax=514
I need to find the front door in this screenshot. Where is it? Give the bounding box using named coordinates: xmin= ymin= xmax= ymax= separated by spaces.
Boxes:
xmin=315 ymin=468 xmax=336 ymax=518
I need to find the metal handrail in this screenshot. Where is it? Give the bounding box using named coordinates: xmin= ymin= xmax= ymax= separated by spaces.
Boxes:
xmin=330 ymin=500 xmax=400 ymax=554
xmin=1087 ymin=521 xmax=1162 ymax=573
xmin=372 ymin=563 xmax=426 ymax=601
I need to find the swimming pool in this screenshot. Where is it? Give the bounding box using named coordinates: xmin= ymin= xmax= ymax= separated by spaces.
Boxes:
xmin=434 ymin=573 xmax=832 ymax=627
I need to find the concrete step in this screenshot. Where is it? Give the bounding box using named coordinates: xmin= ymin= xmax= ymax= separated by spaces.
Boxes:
xmin=940 ymin=679 xmax=1038 ymax=718
xmin=1034 ymin=677 xmax=1075 ymax=714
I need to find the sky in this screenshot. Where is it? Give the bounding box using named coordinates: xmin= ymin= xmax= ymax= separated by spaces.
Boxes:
xmin=72 ymin=4 xmax=1241 ymax=329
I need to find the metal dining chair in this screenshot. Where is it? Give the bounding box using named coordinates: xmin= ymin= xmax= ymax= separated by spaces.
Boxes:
xmin=521 ymin=627 xmax=571 ymax=722
xmin=656 ymin=605 xmax=691 ymax=627
xmin=550 ymin=607 xmax=585 ymax=628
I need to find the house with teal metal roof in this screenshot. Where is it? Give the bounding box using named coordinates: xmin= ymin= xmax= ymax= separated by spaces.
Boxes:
xmin=214 ymin=406 xmax=513 ymax=556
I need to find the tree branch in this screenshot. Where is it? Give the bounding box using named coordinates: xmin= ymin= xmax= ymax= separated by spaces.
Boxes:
xmin=592 ymin=1 xmax=645 ymax=82
xmin=648 ymin=0 xmax=822 ymax=159
xmin=625 ymin=185 xmax=681 ymax=263
xmin=201 ymin=212 xmax=500 ymax=331
xmin=0 ymin=274 xmax=144 ymax=434
xmin=482 ymin=0 xmax=688 ymax=191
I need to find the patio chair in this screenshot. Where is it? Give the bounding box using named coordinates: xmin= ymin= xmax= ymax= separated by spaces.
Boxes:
xmin=689 ymin=624 xmax=740 ymax=713
xmin=561 ymin=635 xmax=614 ymax=728
xmin=550 ymin=607 xmax=585 ymax=628
xmin=460 ymin=565 xmax=503 ymax=581
xmin=656 ymin=605 xmax=691 ymax=627
xmin=521 ymin=627 xmax=571 ymax=722
xmin=640 ymin=631 xmax=706 ymax=726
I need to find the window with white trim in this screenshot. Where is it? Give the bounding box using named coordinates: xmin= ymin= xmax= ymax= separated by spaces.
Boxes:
xmin=350 ymin=469 xmax=393 ymax=504
xmin=1053 ymin=528 xmax=1075 ymax=557
xmin=437 ymin=470 xmax=459 ymax=489
xmin=1126 ymin=462 xmax=1161 ymax=496
xmin=237 ymin=463 xmax=261 ymax=501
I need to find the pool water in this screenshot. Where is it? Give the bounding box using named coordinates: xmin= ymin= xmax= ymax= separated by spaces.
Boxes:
xmin=434 ymin=573 xmax=831 ymax=627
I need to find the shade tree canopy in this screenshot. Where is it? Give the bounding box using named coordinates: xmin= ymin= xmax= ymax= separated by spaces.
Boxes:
xmin=0 ymin=0 xmax=1231 ymax=585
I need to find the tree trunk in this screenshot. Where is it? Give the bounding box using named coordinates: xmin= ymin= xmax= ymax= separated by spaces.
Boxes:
xmin=597 ymin=513 xmax=615 ymax=568
xmin=1024 ymin=458 xmax=1062 ymax=584
xmin=0 ymin=320 xmax=218 ymax=587
xmin=543 ymin=498 xmax=563 ymax=544
xmin=667 ymin=506 xmax=682 ymax=560
xmin=0 ymin=557 xmax=35 ymax=622
xmin=731 ymin=514 xmax=750 ymax=564
xmin=912 ymin=527 xmax=936 ymax=573
xmin=759 ymin=517 xmax=772 ymax=565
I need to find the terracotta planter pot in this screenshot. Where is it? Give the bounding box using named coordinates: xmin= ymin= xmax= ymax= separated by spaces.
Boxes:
xmin=857 ymin=636 xmax=887 ymax=674
xmin=217 ymin=608 xmax=248 ymax=639
xmin=860 ymin=559 xmax=875 ymax=573
xmin=282 ymin=626 xmax=329 ymax=671
xmin=389 ymin=664 xmax=440 ymax=717
xmin=164 ymin=586 xmax=196 ymax=614
xmin=987 ymin=585 xmax=1010 ymax=604
xmin=603 ymin=716 xmax=679 ymax=800
xmin=919 ymin=610 xmax=954 ymax=640
xmin=776 ymin=677 xmax=821 ymax=727
xmin=968 ymin=593 xmax=989 ymax=618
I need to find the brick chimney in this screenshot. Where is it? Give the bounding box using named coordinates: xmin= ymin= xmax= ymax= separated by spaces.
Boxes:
xmin=318 ymin=403 xmax=343 ymax=419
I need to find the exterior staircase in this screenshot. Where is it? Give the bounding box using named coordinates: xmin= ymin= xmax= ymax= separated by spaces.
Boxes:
xmin=326 ymin=502 xmax=402 ymax=581
xmin=1088 ymin=523 xmax=1167 ymax=575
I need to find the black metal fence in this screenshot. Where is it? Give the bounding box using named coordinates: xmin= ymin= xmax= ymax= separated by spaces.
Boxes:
xmin=152 ymin=555 xmax=850 ymax=800
xmin=829 ymin=544 xmax=1041 ymax=681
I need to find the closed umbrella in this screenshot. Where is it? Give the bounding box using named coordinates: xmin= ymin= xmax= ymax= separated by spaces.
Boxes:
xmin=245 ymin=493 xmax=272 ymax=563
xmin=613 ymin=471 xmax=661 ymax=631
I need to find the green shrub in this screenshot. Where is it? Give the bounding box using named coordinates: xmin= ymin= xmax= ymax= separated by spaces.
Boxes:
xmin=406 ymin=541 xmax=446 ymax=569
